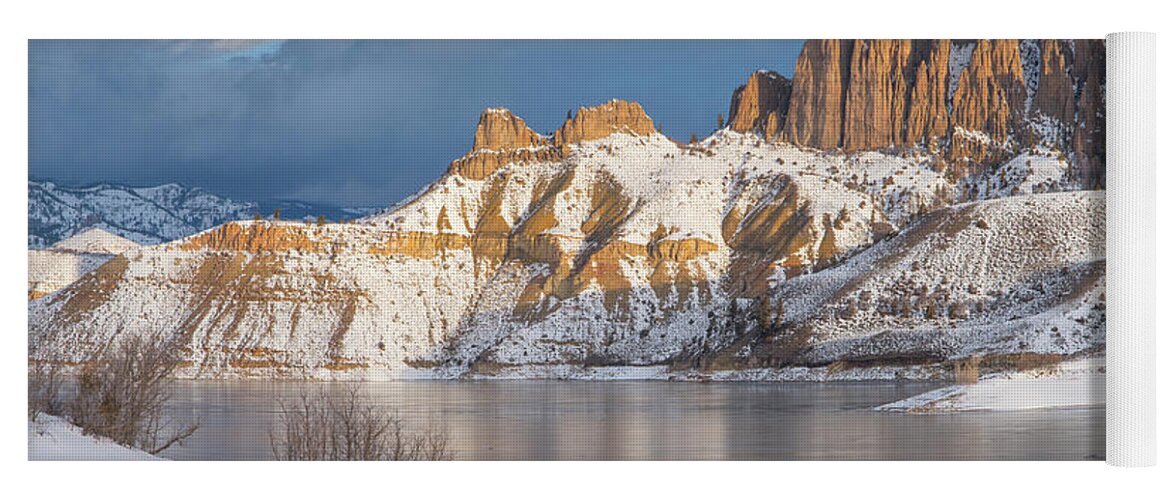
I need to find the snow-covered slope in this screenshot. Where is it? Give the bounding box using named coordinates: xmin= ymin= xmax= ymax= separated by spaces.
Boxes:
xmin=28 ymin=228 xmax=141 ymax=300
xmin=28 ymin=99 xmax=1101 ymax=379
xmin=50 ymin=227 xmax=141 ymax=254
xmin=29 ymin=414 xmax=162 ymax=460
xmin=747 ymin=191 xmax=1104 ymax=368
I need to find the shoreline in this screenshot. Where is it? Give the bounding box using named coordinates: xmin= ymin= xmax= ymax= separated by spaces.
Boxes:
xmin=34 ymin=353 xmax=1106 ymax=384
xmin=875 ymin=356 xmax=1105 ymax=413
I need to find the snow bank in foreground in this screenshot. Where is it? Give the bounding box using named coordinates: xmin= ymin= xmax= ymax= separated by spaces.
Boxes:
xmin=28 ymin=414 xmax=162 ymax=461
xmin=875 ymin=356 xmax=1104 ymax=413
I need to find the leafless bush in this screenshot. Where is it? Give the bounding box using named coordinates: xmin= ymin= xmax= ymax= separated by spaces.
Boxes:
xmin=270 ymin=385 xmax=453 ymax=461
xmin=68 ymin=335 xmax=198 ymax=454
xmin=28 ymin=362 xmax=66 ymax=420
xmin=953 ymin=355 xmax=982 ymax=385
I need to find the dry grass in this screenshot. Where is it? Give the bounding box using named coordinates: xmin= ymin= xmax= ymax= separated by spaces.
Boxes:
xmin=979 ymin=352 xmax=1067 ymax=372
xmin=269 ymin=385 xmax=453 ymax=461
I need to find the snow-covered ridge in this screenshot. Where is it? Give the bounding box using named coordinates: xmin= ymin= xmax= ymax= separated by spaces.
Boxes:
xmin=49 ymin=227 xmax=140 ymax=254
xmin=28 ymin=228 xmax=142 ymax=300
xmin=28 ymin=180 xmax=258 ymax=248
xmin=28 ymin=181 xmax=375 ymax=249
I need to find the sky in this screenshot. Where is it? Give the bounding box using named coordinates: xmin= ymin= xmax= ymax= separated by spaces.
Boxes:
xmin=29 ymin=40 xmax=803 ymax=208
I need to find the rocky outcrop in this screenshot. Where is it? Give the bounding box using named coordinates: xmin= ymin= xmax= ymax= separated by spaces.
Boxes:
xmin=832 ymin=40 xmax=955 ymax=151
xmin=450 ymin=109 xmax=562 ymax=180
xmin=1033 ymin=39 xmax=1076 ymax=125
xmin=781 ymin=39 xmax=954 ymax=152
xmin=783 ymin=40 xmax=853 ymax=149
xmin=178 ymin=222 xmax=326 ymax=253
xmin=904 ymin=40 xmax=951 ymax=147
xmin=1071 ymin=40 xmax=1106 ymax=188
xmin=450 ymin=148 xmax=563 ymax=181
xmin=452 ymin=100 xmax=658 ymax=181
xmin=841 ymin=40 xmax=917 ymax=151
xmin=728 ymin=71 xmax=791 ymax=139
xmin=948 ymin=39 xmax=1028 ymax=174
xmin=740 ymin=39 xmax=1102 ymax=181
xmin=553 ymin=99 xmax=657 ymax=147
xmin=471 ymin=109 xmax=546 ymax=151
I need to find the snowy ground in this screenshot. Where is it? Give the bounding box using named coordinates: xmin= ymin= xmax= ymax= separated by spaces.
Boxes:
xmin=28 ymin=414 xmax=162 ymax=461
xmin=874 ymin=356 xmax=1104 ymax=413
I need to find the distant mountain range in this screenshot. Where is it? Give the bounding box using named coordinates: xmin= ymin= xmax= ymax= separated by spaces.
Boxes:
xmin=28 ymin=180 xmax=376 ymax=248
xmin=30 ymin=39 xmax=1106 ymax=381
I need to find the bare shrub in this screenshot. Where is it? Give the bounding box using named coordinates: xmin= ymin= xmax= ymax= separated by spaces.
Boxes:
xmin=270 ymin=385 xmax=453 ymax=461
xmin=28 ymin=362 xmax=66 ymax=420
xmin=68 ymin=335 xmax=198 ymax=454
xmin=953 ymin=355 xmax=982 ymax=385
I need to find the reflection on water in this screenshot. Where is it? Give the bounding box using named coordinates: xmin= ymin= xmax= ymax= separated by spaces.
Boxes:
xmin=158 ymin=380 xmax=1104 ymax=461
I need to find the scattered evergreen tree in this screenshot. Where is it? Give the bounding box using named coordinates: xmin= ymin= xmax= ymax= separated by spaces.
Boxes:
xmin=272 ymin=208 xmax=282 ymax=221
xmin=717 ymin=113 xmax=724 ymax=129
xmin=317 ymin=215 xmax=326 ymax=226
xmin=690 ymin=133 xmax=698 ymax=144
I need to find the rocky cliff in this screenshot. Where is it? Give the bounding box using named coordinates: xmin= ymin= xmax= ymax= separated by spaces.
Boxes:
xmin=782 ymin=39 xmax=853 ymax=150
xmin=449 ymin=109 xmax=562 ymax=180
xmin=727 ymin=70 xmax=791 ymax=139
xmin=553 ymin=99 xmax=657 ymax=147
xmin=737 ymin=39 xmax=1104 ymax=184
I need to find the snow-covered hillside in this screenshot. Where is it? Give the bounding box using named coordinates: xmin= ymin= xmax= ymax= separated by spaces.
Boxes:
xmin=49 ymin=227 xmax=141 ymax=254
xmin=28 ymin=95 xmax=1102 ymax=380
xmin=28 ymin=228 xmax=141 ymax=300
xmin=757 ymin=191 xmax=1104 ymax=367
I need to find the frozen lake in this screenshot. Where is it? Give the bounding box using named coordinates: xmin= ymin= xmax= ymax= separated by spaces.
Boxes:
xmin=156 ymin=379 xmax=1104 ymax=460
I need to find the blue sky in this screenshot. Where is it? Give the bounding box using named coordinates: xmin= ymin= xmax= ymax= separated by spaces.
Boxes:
xmin=29 ymin=40 xmax=803 ymax=207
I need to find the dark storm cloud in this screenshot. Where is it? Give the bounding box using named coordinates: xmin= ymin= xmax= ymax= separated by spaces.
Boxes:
xmin=29 ymin=40 xmax=802 ymax=207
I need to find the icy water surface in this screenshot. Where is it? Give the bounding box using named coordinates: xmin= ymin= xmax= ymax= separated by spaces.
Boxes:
xmin=157 ymin=380 xmax=1104 ymax=460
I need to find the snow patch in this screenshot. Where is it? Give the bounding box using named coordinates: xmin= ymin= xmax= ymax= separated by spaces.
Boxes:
xmin=29 ymin=414 xmax=163 ymax=460
xmin=876 ymin=356 xmax=1104 ymax=413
